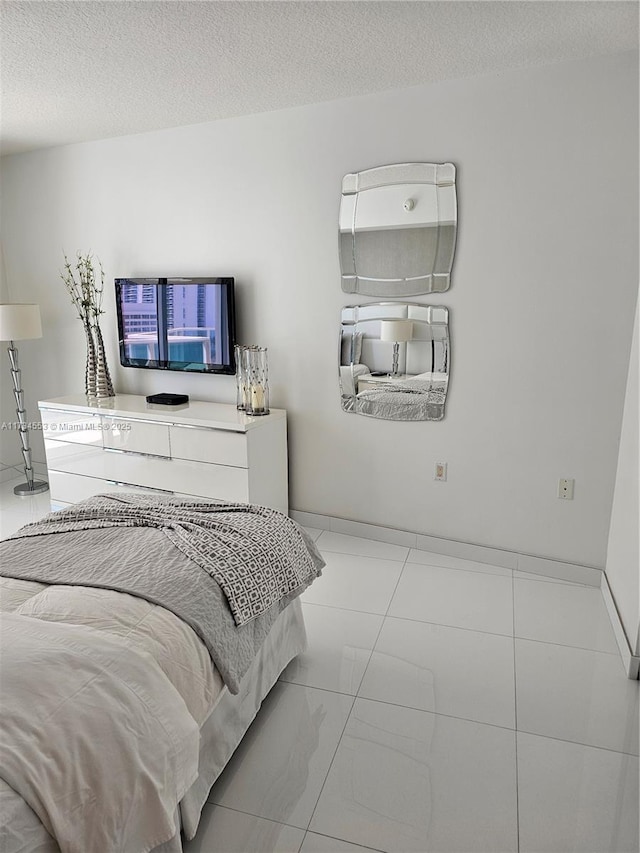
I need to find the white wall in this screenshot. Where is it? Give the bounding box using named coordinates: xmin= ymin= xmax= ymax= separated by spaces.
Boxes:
xmin=606 ymin=298 xmax=639 ymax=653
xmin=1 ymin=51 xmax=637 ymax=566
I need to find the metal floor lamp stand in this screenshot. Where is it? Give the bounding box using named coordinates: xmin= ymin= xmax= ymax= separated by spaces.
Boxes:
xmin=8 ymin=341 xmax=49 ymax=496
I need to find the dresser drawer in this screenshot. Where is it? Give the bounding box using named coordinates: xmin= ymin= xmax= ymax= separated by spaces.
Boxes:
xmin=49 ymin=471 xmax=175 ymax=504
xmin=102 ymin=417 xmax=170 ymax=457
xmin=47 ymin=447 xmax=172 ymax=487
xmin=167 ymin=459 xmax=249 ymax=502
xmin=48 ymin=471 xmax=158 ymax=504
xmin=48 ymin=449 xmax=248 ymax=504
xmin=39 ymin=408 xmax=103 ymax=447
xmin=169 ymin=425 xmax=248 ymax=468
xmin=44 ymin=438 xmax=100 ymax=468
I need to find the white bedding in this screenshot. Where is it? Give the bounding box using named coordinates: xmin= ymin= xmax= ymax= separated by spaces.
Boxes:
xmin=0 ymin=577 xmax=223 ymax=853
xmin=0 ymin=577 xmax=306 ymax=853
xmin=0 ymin=577 xmax=223 ymax=725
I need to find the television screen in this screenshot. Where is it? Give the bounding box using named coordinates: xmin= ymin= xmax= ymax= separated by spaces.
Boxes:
xmin=115 ymin=278 xmax=235 ymax=374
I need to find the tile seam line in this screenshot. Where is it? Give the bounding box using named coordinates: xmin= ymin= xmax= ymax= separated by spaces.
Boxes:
xmin=356 ymin=548 xmax=413 ymax=706
xmin=406 ymin=559 xmax=512 ymax=576
xmin=304 ymin=691 xmax=357 ymax=833
xmin=279 ymin=678 xmax=520 ymax=735
xmin=319 ymin=548 xmax=409 ymax=564
xmin=516 ymin=728 xmax=640 ymax=758
xmin=352 ymin=689 xmax=518 ymax=734
xmin=302 ymin=602 xmax=520 ymax=641
xmin=515 ymin=635 xmax=623 ymax=657
xmin=304 ymin=551 xmax=411 ymax=836
xmin=199 ymin=802 xmax=303 ymax=831
xmin=302 ymin=828 xmax=387 ymax=853
xmin=293 ymin=687 xmax=639 ymax=757
xmin=320 ymin=546 xmax=511 ymax=573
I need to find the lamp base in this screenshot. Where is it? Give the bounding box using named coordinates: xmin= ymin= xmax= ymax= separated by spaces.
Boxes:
xmin=13 ymin=480 xmax=49 ymax=497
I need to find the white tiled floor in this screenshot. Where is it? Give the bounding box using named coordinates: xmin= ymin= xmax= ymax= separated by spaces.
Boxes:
xmin=205 ymin=529 xmax=637 ymax=853
xmin=0 ymin=468 xmax=52 ymax=538
xmin=1 ymin=488 xmax=638 ymax=852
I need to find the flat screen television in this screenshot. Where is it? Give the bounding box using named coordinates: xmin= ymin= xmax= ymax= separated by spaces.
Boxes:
xmin=115 ymin=277 xmax=236 ymax=374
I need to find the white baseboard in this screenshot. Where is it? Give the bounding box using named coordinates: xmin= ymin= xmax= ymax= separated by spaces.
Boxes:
xmin=292 ymin=509 xmax=640 ymax=677
xmin=601 ymin=572 xmax=640 ymax=680
xmin=516 ymin=553 xmax=602 ymax=587
xmin=291 ymin=509 xmax=640 ymax=676
xmin=291 ymin=510 xmax=418 ymax=549
xmin=290 ymin=509 xmax=601 ymax=586
xmin=415 ymin=532 xmax=517 ymax=568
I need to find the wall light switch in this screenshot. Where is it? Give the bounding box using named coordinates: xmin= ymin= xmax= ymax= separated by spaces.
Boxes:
xmin=558 ymin=478 xmax=574 ymax=500
xmin=435 ymin=462 xmax=447 ymax=481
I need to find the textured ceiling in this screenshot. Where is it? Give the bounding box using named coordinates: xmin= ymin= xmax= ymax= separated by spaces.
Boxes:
xmin=1 ymin=1 xmax=638 ymax=156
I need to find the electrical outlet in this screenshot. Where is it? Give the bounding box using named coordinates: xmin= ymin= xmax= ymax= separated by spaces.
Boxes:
xmin=558 ymin=478 xmax=574 ymax=500
xmin=435 ymin=462 xmax=447 ymax=482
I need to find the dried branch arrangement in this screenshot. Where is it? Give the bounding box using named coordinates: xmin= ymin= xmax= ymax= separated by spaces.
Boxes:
xmin=60 ymin=251 xmax=114 ymax=398
xmin=60 ymin=252 xmax=105 ymax=323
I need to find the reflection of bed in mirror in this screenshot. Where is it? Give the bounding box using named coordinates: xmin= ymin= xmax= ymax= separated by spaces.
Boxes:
xmin=339 ymin=303 xmax=450 ymax=421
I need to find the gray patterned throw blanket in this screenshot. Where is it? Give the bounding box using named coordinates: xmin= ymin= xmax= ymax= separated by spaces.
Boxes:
xmin=9 ymin=494 xmax=323 ymax=628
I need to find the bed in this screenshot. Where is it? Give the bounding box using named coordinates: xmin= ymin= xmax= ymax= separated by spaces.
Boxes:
xmin=0 ymin=494 xmax=324 ymax=853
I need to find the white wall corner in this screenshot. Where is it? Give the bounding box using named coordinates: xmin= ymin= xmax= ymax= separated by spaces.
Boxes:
xmin=601 ymin=571 xmax=640 ymax=680
xmin=603 ymin=296 xmax=639 ymax=678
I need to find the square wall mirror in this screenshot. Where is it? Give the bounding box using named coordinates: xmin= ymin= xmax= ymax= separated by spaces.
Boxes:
xmin=339 ymin=163 xmax=457 ymax=297
xmin=339 ymin=303 xmax=450 ymax=421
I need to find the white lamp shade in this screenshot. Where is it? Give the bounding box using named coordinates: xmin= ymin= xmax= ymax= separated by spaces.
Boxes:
xmin=380 ymin=319 xmax=413 ymax=343
xmin=0 ymin=304 xmax=43 ymax=341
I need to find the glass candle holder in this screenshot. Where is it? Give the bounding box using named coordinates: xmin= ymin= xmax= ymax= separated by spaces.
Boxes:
xmin=244 ymin=346 xmax=269 ymax=416
xmin=235 ymin=344 xmax=248 ymax=411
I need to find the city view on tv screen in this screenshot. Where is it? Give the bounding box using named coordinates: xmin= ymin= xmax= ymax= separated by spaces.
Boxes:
xmin=115 ymin=278 xmax=235 ymax=374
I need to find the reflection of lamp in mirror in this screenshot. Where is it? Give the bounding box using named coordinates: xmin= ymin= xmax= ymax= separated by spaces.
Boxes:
xmin=380 ymin=320 xmax=413 ymax=377
xmin=0 ymin=303 xmax=49 ymax=495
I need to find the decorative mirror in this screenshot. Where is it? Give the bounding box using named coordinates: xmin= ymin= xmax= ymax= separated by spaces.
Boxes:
xmin=339 ymin=163 xmax=457 ymax=297
xmin=339 ymin=303 xmax=450 ymax=421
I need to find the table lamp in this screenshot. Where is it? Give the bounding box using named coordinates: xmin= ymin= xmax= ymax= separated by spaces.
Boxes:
xmin=0 ymin=303 xmax=49 ymax=496
xmin=380 ymin=319 xmax=413 ymax=377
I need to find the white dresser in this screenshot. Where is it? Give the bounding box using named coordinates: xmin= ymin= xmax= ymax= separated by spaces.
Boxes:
xmin=38 ymin=394 xmax=288 ymax=514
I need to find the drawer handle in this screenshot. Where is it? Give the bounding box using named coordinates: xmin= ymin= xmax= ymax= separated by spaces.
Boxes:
xmin=104 ymin=448 xmax=171 ymax=461
xmin=106 ymin=481 xmax=174 ymax=494
xmin=172 ymin=424 xmax=240 ymax=433
xmin=103 ymin=416 xmax=174 ymax=427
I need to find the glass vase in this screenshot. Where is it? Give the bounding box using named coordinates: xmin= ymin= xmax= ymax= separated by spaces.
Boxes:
xmin=243 ymin=346 xmax=269 ymax=416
